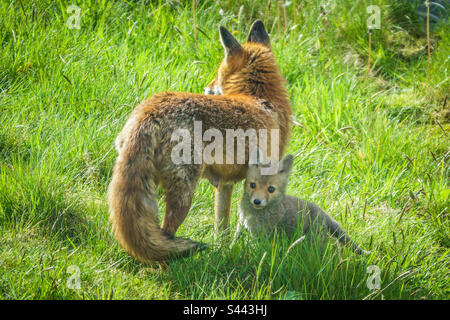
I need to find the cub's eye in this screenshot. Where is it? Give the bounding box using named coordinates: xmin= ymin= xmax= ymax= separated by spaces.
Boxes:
xmin=250 ymin=182 xmax=256 ymax=189
xmin=268 ymin=186 xmax=275 ymax=193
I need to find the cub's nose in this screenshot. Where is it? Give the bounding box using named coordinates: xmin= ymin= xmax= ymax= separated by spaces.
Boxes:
xmin=253 ymin=199 xmax=261 ymax=205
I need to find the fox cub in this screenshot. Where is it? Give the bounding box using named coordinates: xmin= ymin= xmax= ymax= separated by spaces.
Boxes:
xmin=236 ymin=154 xmax=369 ymax=254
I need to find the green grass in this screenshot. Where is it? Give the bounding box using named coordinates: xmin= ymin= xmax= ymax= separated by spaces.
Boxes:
xmin=0 ymin=0 xmax=448 ymax=299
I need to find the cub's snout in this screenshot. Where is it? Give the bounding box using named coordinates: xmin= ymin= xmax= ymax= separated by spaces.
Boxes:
xmin=250 ymin=197 xmax=268 ymax=209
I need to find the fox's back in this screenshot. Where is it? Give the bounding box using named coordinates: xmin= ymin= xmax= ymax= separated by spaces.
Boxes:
xmin=133 ymin=92 xmax=280 ymax=131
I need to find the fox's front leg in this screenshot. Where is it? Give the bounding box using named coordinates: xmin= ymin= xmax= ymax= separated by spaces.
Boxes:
xmin=214 ymin=182 xmax=234 ymax=237
xmin=231 ymin=211 xmax=244 ymax=247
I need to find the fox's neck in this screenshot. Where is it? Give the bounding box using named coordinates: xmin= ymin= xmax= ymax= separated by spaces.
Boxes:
xmin=224 ymin=50 xmax=291 ymax=114
xmin=227 ymin=75 xmax=290 ymax=111
xmin=225 ymin=56 xmax=292 ymax=155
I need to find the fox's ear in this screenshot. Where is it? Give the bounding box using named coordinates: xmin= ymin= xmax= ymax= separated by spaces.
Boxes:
xmin=219 ymin=26 xmax=242 ymax=57
xmin=278 ymin=154 xmax=294 ymax=175
xmin=247 ymin=20 xmax=270 ymax=47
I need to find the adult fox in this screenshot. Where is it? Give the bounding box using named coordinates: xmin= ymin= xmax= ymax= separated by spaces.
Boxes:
xmin=108 ymin=20 xmax=292 ymax=262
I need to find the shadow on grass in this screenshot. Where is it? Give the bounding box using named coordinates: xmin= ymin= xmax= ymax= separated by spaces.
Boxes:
xmin=154 ymin=231 xmax=380 ymax=299
xmin=0 ymin=132 xmax=32 ymax=163
xmin=0 ymin=164 xmax=95 ymax=246
xmin=146 ymin=224 xmax=435 ymax=299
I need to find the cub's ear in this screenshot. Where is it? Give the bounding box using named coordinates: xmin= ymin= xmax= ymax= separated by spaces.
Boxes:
xmin=247 ymin=162 xmax=259 ymax=179
xmin=278 ymin=154 xmax=294 ymax=175
xmin=219 ymin=26 xmax=243 ymax=57
xmin=247 ymin=20 xmax=270 ymax=47
xmin=248 ymin=147 xmax=263 ymax=177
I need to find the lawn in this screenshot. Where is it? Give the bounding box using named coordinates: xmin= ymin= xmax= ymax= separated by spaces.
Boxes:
xmin=0 ymin=0 xmax=448 ymax=299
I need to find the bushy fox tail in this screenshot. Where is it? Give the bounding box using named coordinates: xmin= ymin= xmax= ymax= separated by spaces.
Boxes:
xmin=107 ymin=144 xmax=203 ymax=263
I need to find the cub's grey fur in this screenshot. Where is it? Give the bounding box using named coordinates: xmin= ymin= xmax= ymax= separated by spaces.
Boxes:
xmin=236 ymin=154 xmax=369 ymax=254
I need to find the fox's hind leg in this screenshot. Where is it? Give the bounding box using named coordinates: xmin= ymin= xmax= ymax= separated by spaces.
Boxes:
xmin=214 ymin=182 xmax=234 ymax=237
xmin=160 ymin=167 xmax=200 ymax=236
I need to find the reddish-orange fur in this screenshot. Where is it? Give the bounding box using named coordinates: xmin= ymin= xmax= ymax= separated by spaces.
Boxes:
xmin=108 ymin=20 xmax=292 ymax=262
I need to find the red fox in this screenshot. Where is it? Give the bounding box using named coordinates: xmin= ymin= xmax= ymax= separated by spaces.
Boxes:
xmin=108 ymin=20 xmax=292 ymax=262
